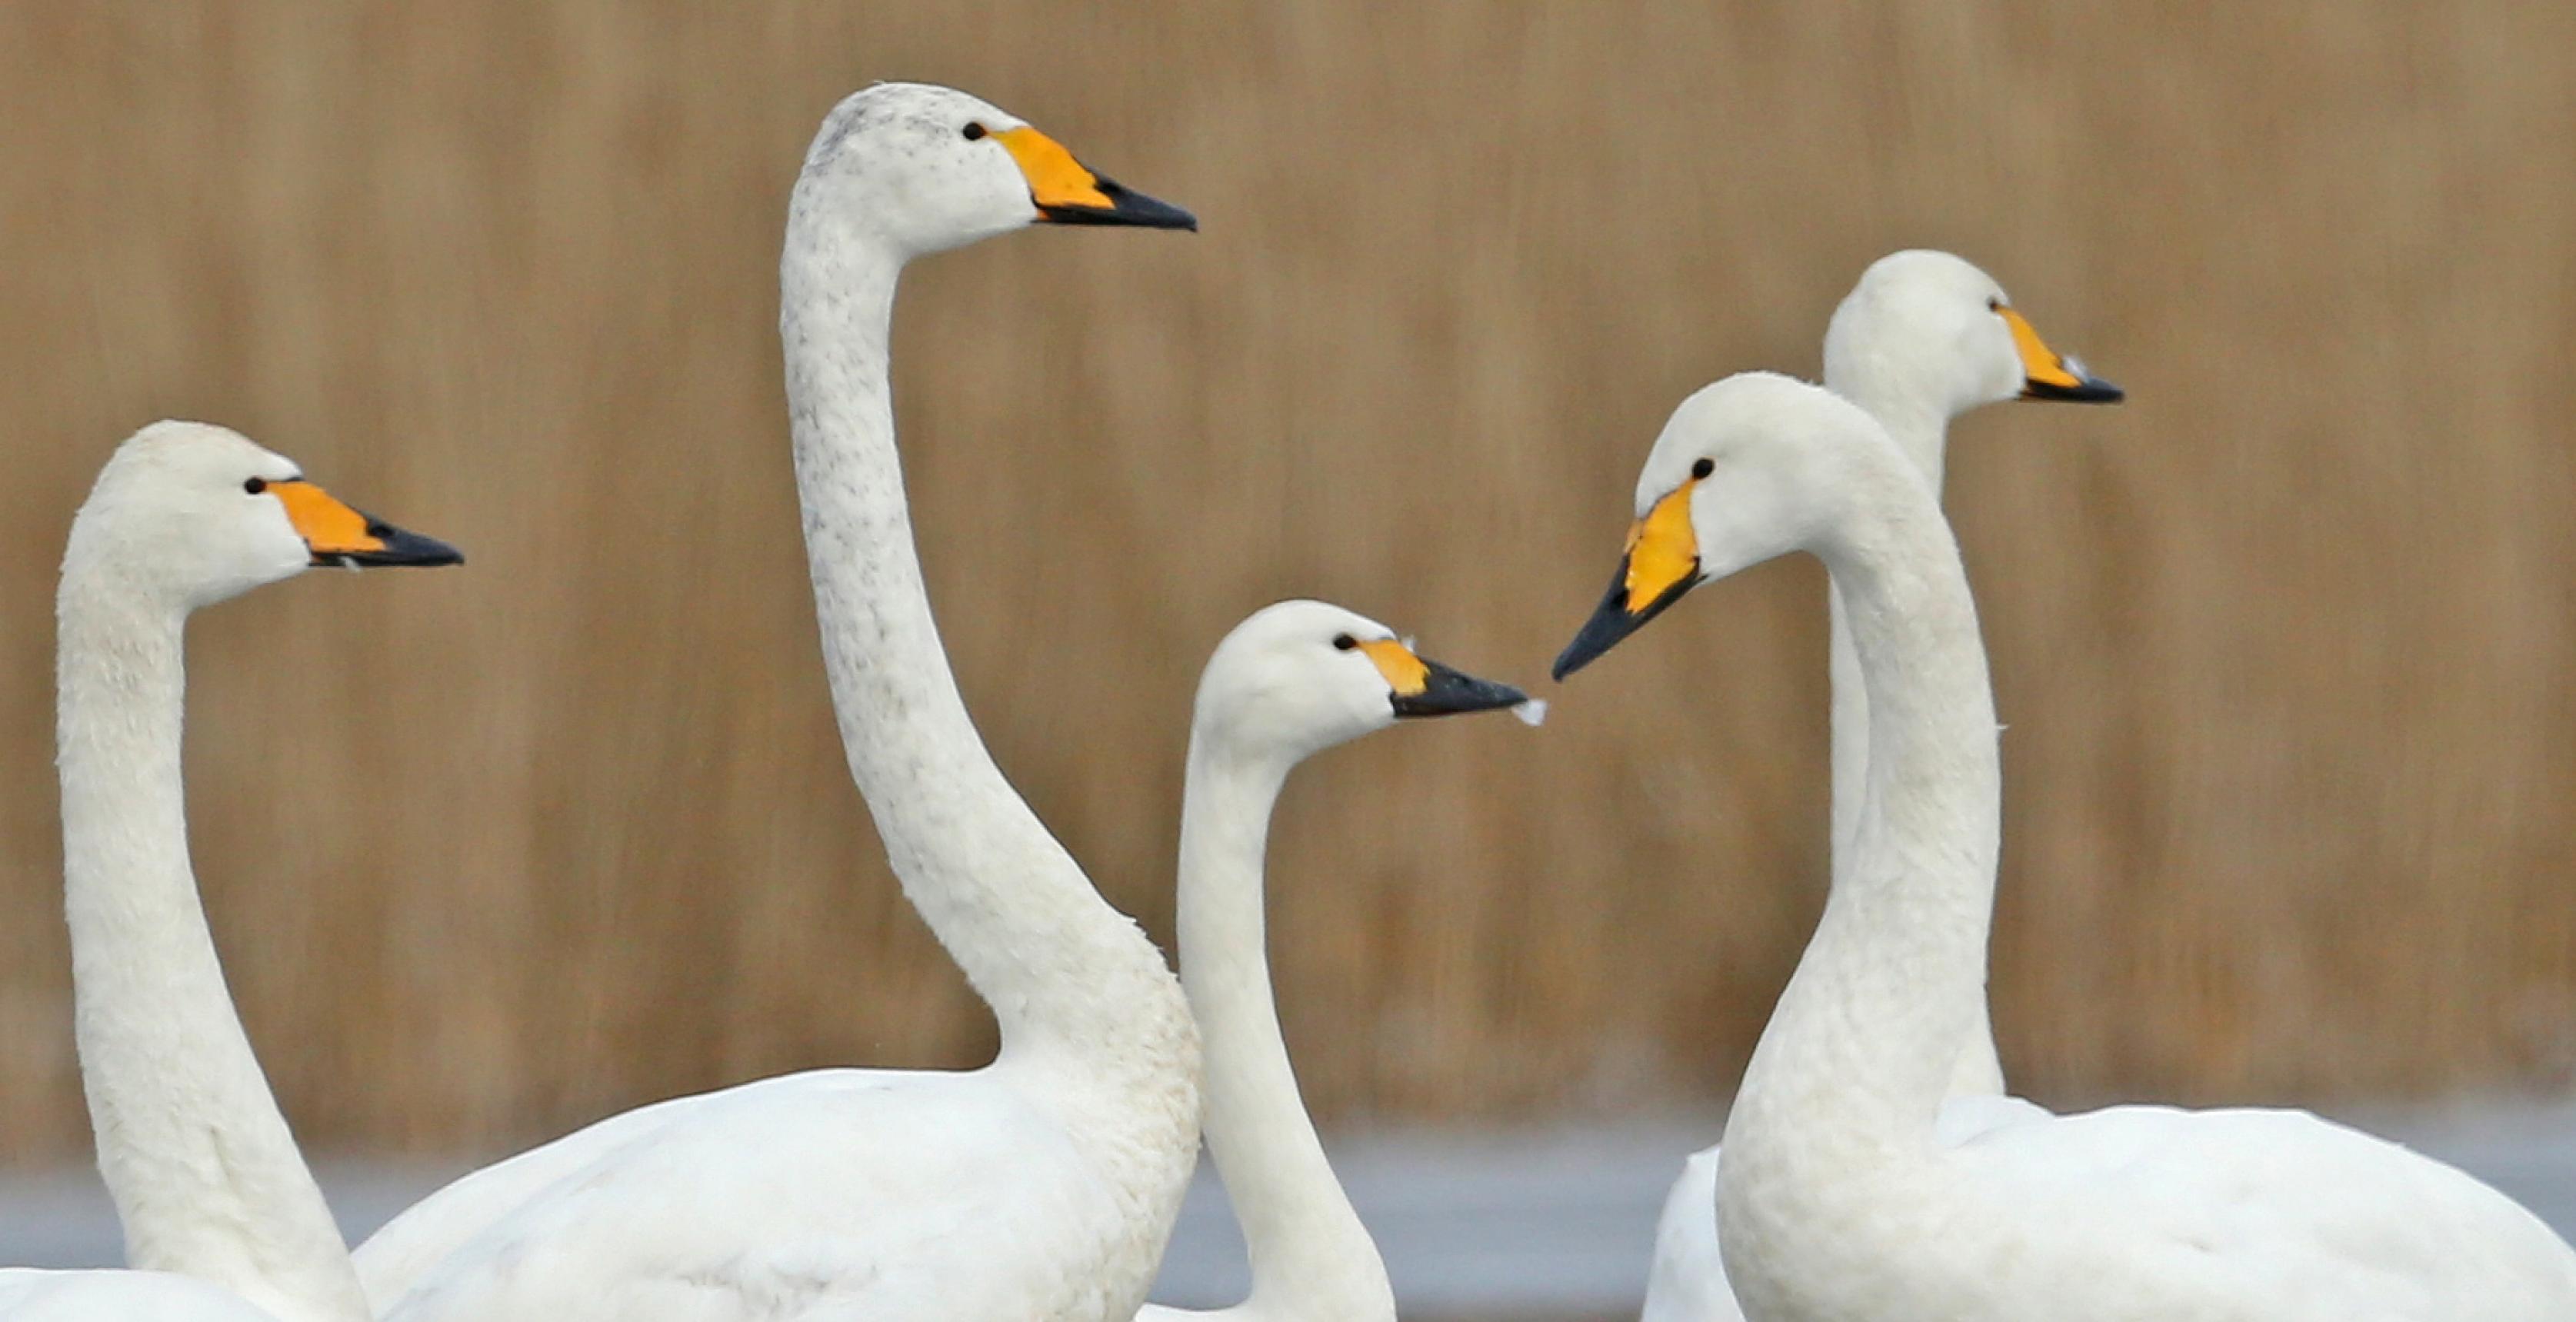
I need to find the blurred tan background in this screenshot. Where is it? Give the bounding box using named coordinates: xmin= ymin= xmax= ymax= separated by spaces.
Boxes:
xmin=3 ymin=0 xmax=2574 ymax=1177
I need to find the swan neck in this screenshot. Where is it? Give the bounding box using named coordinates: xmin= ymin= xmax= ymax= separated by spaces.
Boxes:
xmin=1824 ymin=415 xmax=2002 ymax=1098
xmin=54 ymin=574 xmax=368 ymax=1322
xmin=1176 ymin=739 xmax=1391 ymax=1318
xmin=778 ymin=183 xmax=1191 ymax=1069
xmin=1824 ymin=397 xmax=1946 ymax=877
xmin=1822 ymin=362 xmax=1952 ymax=492
xmin=1740 ymin=469 xmax=2001 ymax=1143
xmin=1825 ymin=589 xmax=1867 ymax=879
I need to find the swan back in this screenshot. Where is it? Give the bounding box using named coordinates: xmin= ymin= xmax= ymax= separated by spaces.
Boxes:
xmin=1636 ymin=1148 xmax=1735 ymax=1322
xmin=0 ymin=1267 xmax=289 ymax=1321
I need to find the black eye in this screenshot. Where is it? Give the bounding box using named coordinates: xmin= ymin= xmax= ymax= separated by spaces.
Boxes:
xmin=243 ymin=477 xmax=267 ymax=495
xmin=1331 ymin=634 xmax=1358 ymax=651
xmin=1690 ymin=458 xmax=1715 ymax=481
xmin=961 ymin=122 xmax=988 ymax=141
xmin=1988 ymin=297 xmax=2004 ymax=311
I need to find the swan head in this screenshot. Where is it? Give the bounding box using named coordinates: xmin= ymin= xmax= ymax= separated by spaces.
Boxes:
xmin=1824 ymin=249 xmax=2122 ymax=421
xmin=797 ymin=82 xmax=1195 ymax=257
xmin=1193 ymin=600 xmax=1528 ymax=764
xmin=65 ymin=421 xmax=462 ymax=611
xmin=1553 ymin=374 xmax=1899 ymax=678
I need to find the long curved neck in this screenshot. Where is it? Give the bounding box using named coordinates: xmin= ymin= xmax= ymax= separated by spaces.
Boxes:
xmin=1821 ymin=361 xmax=1950 ymax=872
xmin=1176 ymin=740 xmax=1391 ymax=1320
xmin=1822 ymin=348 xmax=1954 ymax=498
xmin=777 ymin=182 xmax=1189 ymax=1068
xmin=1733 ymin=461 xmax=2002 ymax=1148
xmin=1821 ymin=358 xmax=2004 ymax=1098
xmin=55 ymin=577 xmax=368 ymax=1322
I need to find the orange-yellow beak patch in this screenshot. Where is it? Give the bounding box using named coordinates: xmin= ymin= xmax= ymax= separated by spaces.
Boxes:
xmin=993 ymin=125 xmax=1115 ymax=211
xmin=1623 ymin=481 xmax=1701 ymax=614
xmin=1355 ymin=638 xmax=1431 ymax=697
xmin=1999 ymin=304 xmax=2084 ymax=391
xmin=270 ymin=480 xmax=385 ymax=554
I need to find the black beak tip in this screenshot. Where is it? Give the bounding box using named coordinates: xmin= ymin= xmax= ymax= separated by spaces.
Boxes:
xmin=1039 ymin=179 xmax=1198 ymax=232
xmin=2023 ymin=375 xmax=2125 ymax=405
xmin=315 ymin=524 xmax=465 ymax=568
xmin=1390 ymin=661 xmax=1530 ymax=719
xmin=405 ymin=536 xmax=467 ymax=568
xmin=1551 ymin=623 xmax=1625 ymax=682
xmin=1555 ymin=556 xmax=1699 ymax=683
xmin=1136 ymin=196 xmax=1201 ymax=232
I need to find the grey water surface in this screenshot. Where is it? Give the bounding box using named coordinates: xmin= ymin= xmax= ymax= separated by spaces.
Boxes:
xmin=7 ymin=1107 xmax=2574 ymax=1318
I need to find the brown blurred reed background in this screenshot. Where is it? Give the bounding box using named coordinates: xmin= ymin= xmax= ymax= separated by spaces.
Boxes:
xmin=2 ymin=1 xmax=2573 ymax=1171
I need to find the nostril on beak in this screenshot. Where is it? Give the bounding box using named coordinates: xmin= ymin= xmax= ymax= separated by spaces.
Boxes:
xmin=365 ymin=521 xmax=392 ymax=539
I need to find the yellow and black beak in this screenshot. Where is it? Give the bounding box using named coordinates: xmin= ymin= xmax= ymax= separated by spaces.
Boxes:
xmin=271 ymin=480 xmax=465 ymax=568
xmin=1552 ymin=481 xmax=1701 ymax=681
xmin=1999 ymin=304 xmax=2123 ymax=404
xmin=992 ymin=125 xmax=1197 ymax=231
xmin=1356 ymin=638 xmax=1528 ymax=718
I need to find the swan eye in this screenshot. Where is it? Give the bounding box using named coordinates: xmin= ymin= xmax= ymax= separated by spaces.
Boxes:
xmin=1988 ymin=297 xmax=2004 ymax=312
xmin=961 ymin=122 xmax=988 ymax=142
xmin=243 ymin=477 xmax=268 ymax=495
xmin=1331 ymin=634 xmax=1358 ymax=651
xmin=1691 ymin=458 xmax=1715 ymax=480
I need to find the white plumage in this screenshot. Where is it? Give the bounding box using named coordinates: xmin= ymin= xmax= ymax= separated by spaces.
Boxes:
xmin=0 ymin=1269 xmax=292 ymax=1322
xmin=28 ymin=422 xmax=459 ymax=1322
xmin=352 ymin=83 xmax=1206 ymax=1322
xmin=1635 ymin=250 xmax=2120 ymax=1320
xmin=1567 ymin=372 xmax=2576 ymax=1321
xmin=1137 ymin=601 xmax=1529 ymax=1322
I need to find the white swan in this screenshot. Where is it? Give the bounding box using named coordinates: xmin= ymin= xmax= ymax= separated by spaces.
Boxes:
xmin=1624 ymin=250 xmax=2121 ymax=1321
xmin=351 ymin=83 xmax=1204 ymax=1322
xmin=5 ymin=421 xmax=461 ymax=1322
xmin=1555 ymin=371 xmax=2576 ymax=1320
xmin=1137 ymin=601 xmax=1533 ymax=1322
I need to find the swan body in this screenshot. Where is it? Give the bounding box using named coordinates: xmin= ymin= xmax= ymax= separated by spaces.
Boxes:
xmin=354 ymin=83 xmax=1203 ymax=1322
xmin=1135 ymin=601 xmax=1531 ymax=1322
xmin=0 ymin=1269 xmax=292 ymax=1322
xmin=1635 ymin=1148 xmax=1725 ymax=1322
xmin=24 ymin=421 xmax=460 ymax=1322
xmin=1631 ymin=251 xmax=2121 ymax=1320
xmin=1638 ymin=1095 xmax=2046 ymax=1322
xmin=1558 ymin=372 xmax=2576 ymax=1320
